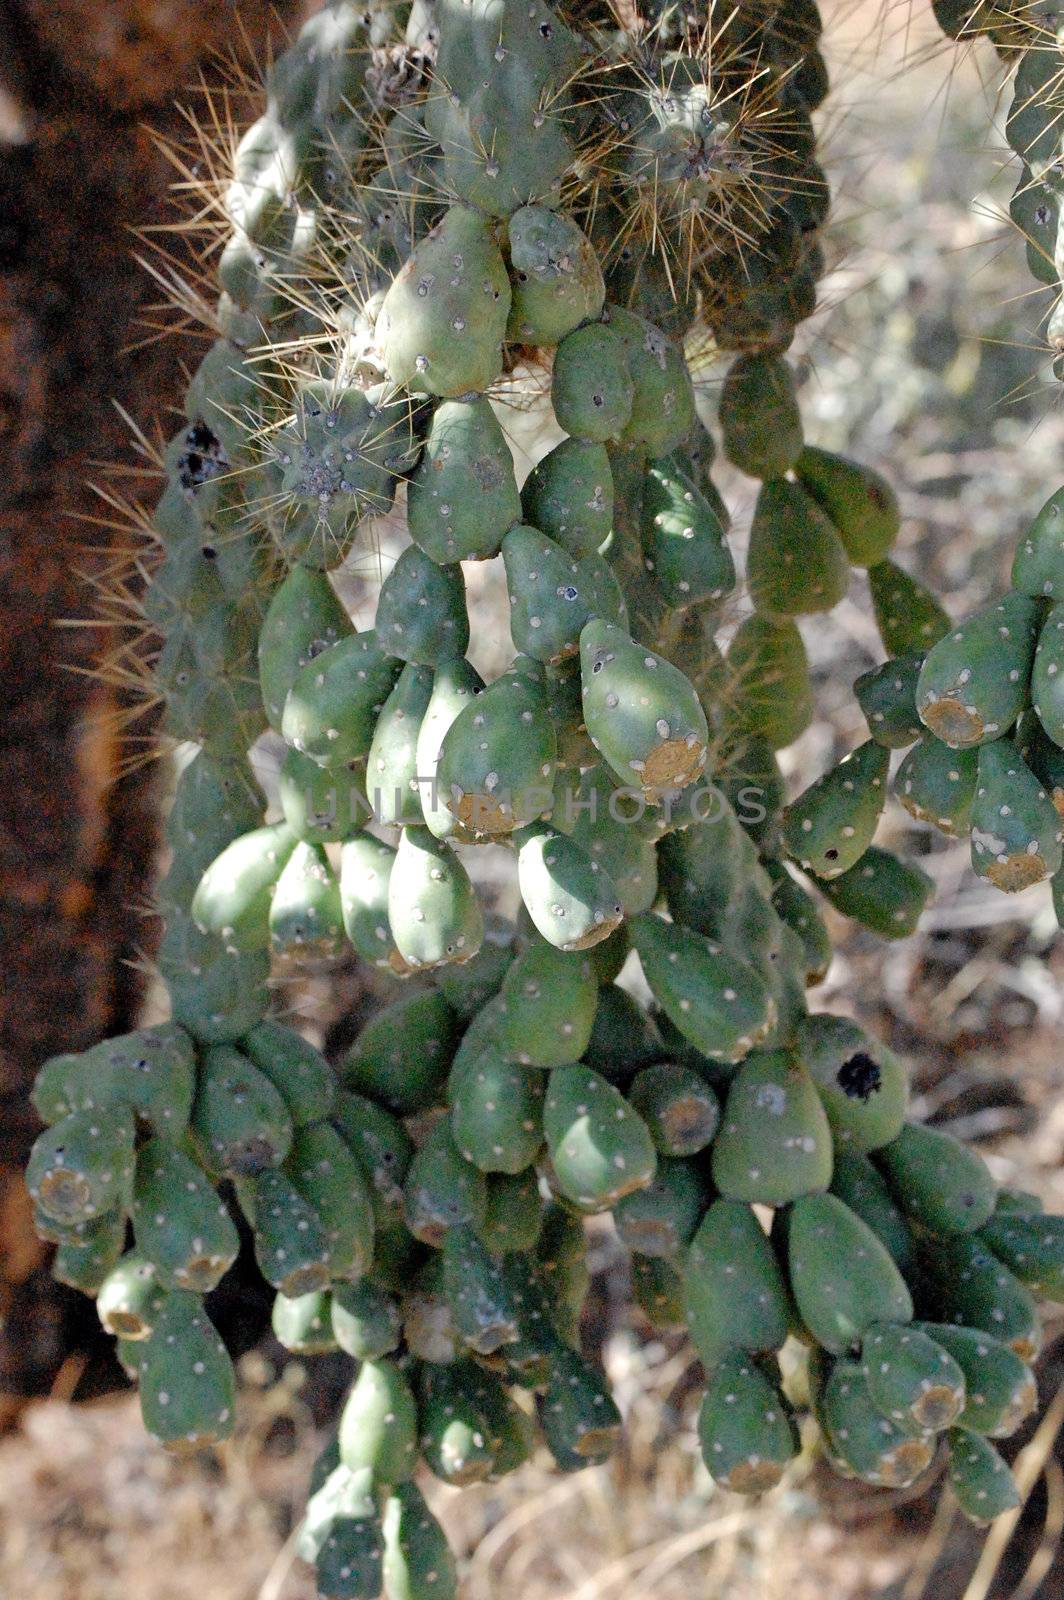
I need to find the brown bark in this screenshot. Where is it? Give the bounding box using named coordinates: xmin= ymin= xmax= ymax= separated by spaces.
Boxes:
xmin=0 ymin=0 xmax=302 ymax=1410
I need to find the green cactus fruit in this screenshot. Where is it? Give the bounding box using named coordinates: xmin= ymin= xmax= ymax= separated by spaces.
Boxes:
xmin=191 ymin=1044 xmax=293 ymax=1176
xmin=918 ymin=1235 xmax=1042 ymax=1361
xmin=277 ymin=746 xmax=365 ymax=846
xmin=794 ymin=446 xmax=900 ymax=566
xmin=515 ymin=820 xmax=623 ymax=952
xmin=31 ymin=1051 xmax=98 ymax=1125
xmin=417 ymin=1363 xmax=497 ymax=1486
xmin=766 ymin=863 xmax=833 ymax=984
xmin=1032 ymin=600 xmax=1064 ymax=744
xmin=97 ymin=1255 xmax=164 ymax=1340
xmin=830 ymin=1150 xmax=916 ymax=1273
xmin=795 ymin=1013 xmax=907 ymax=1153
xmin=711 ymin=1051 xmax=833 ymax=1205
xmin=130 ymin=1139 xmax=238 ymax=1292
xmin=160 ymin=914 xmax=271 ymax=1046
xmin=551 ymin=323 xmax=635 ymax=443
xmin=876 ymin=1123 xmax=995 ymax=1235
xmin=537 ymin=1346 xmax=623 ymax=1470
xmin=442 ymin=1224 xmax=521 ymax=1353
xmin=246 ymin=1165 xmax=333 ymax=1296
xmin=137 ymin=1291 xmax=235 ymax=1454
xmin=520 ymin=438 xmax=614 ymax=559
xmin=627 ymin=1063 xmax=721 ymax=1157
xmin=970 ymin=735 xmax=1063 ymax=888
xmin=258 ymin=564 xmax=353 ymax=731
xmin=479 ymin=1169 xmax=544 ymax=1253
xmin=403 ymin=1118 xmax=488 ymax=1246
xmin=818 ymin=1359 xmax=934 ymax=1488
xmin=381 ymin=1482 xmax=458 ymax=1600
xmin=861 ymin=1323 xmax=966 ymax=1433
xmin=338 ymin=833 xmax=408 ymax=974
xmin=332 ymin=1092 xmax=414 ymax=1217
xmin=73 ymin=1024 xmax=197 ymax=1136
xmin=946 ymin=1429 xmax=1020 ymax=1525
xmin=161 ymin=753 xmax=266 ymax=915
xmin=1012 ymin=485 xmax=1064 ymax=597
xmin=365 ymin=661 xmax=434 ymax=828
xmin=375 ymin=546 xmax=470 ymax=667
xmin=631 ymin=1254 xmax=686 ymax=1329
xmin=868 ymin=559 xmax=951 ymax=657
xmin=978 ymin=1212 xmax=1064 ymax=1301
xmin=639 ymin=457 xmax=735 ymax=611
xmin=556 ymin=765 xmax=659 ymax=917
xmin=297 ymin=1453 xmax=357 ymax=1564
xmin=27 ymin=1106 xmax=135 ymax=1225
xmin=271 ymin=839 xmax=346 ymax=958
xmin=339 ymin=1358 xmax=418 ymax=1485
xmin=747 ymin=479 xmax=851 ymax=617
xmin=282 ymin=630 xmax=403 ymax=767
xmin=698 ymin=1352 xmax=799 ymax=1493
xmin=684 ymin=1199 xmax=792 ymax=1370
xmin=343 ymin=990 xmax=458 ymax=1117
xmin=582 ymin=983 xmax=664 ymax=1087
xmin=503 ymin=524 xmax=626 ymax=665
xmin=632 ymin=913 xmax=775 ymax=1065
xmin=53 ymin=1210 xmax=127 ymax=1294
xmin=496 ymin=941 xmax=598 ymax=1068
xmin=603 ymin=305 xmax=697 ymax=457
xmin=378 ymin=205 xmax=510 ymax=397
xmin=314 ymin=1469 xmax=384 ymax=1600
xmin=788 ymin=1192 xmax=913 ymax=1352
xmin=994 ymin=1188 xmax=1045 ymax=1216
xmin=191 ymin=822 xmax=299 ymax=951
xmin=286 ymin=1121 xmax=375 ymax=1282
xmin=719 ymin=354 xmax=803 ymax=481
xmin=895 ymin=734 xmax=977 ymax=837
xmin=854 ymin=651 xmax=925 ymax=749
xmin=449 ymin=1036 xmax=545 ymax=1176
xmin=387 ymin=827 xmax=484 ymax=971
xmin=817 ymin=846 xmax=933 ymax=940
xmin=725 ymin=613 xmax=814 ymax=750
xmin=413 ymin=657 xmax=486 ymax=841
xmin=613 ymin=1156 xmax=709 ymax=1258
xmin=914 ymin=1323 xmax=1037 ymax=1438
xmin=783 ymin=740 xmax=889 ymax=879
xmin=332 ymin=1279 xmax=403 ymax=1361
xmin=272 ymin=1289 xmax=338 ymax=1354
xmin=436 ymin=661 xmax=556 ymax=836
xmin=407 ymin=397 xmax=520 ymax=564
xmin=436 ymin=914 xmax=515 ymax=1018
xmin=506 ymin=206 xmax=605 ymax=345
xmin=240 ymin=1021 xmax=336 ymax=1127
xmin=916 ymin=593 xmax=1041 ymax=749
xmin=580 ymin=620 xmax=708 ymax=796
xmin=543 ymin=1065 xmax=657 ymax=1212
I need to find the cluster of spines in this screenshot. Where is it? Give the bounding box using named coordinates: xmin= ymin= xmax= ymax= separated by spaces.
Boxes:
xmin=28 ymin=3 xmax=1064 ymax=1597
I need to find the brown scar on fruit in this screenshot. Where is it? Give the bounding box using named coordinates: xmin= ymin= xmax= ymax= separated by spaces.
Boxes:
xmin=920 ymin=693 xmax=984 ymax=746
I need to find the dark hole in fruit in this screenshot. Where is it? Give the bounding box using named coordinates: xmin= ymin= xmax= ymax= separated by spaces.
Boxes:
xmin=837 ymin=1052 xmax=881 ymax=1102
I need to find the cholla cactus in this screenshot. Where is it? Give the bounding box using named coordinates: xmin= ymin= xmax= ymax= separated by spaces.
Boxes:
xmin=28 ymin=2 xmax=1064 ymax=1592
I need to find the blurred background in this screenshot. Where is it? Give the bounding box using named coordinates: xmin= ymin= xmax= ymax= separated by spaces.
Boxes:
xmin=1 ymin=2 xmax=1062 ymax=1596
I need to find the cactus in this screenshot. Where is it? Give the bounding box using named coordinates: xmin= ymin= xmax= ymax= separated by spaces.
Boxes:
xmin=28 ymin=2 xmax=1064 ymax=1582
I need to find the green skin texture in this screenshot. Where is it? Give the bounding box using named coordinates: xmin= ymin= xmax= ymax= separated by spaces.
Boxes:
xmin=1012 ymin=486 xmax=1064 ymax=598
xmin=538 ymin=1347 xmax=623 ymax=1468
xmin=543 ymin=1066 xmax=657 ymax=1212
xmin=407 ymin=397 xmax=521 ymax=563
xmin=479 ymin=1170 xmax=545 ymax=1253
xmin=342 ymin=990 xmax=458 ymax=1117
xmin=855 ymin=651 xmax=926 ymax=749
xmin=725 ymin=613 xmax=814 ymax=750
xmin=496 ymin=942 xmax=598 ymax=1068
xmin=627 ymin=1063 xmax=720 ymax=1157
xmin=331 ymin=1280 xmax=402 ymax=1362
xmin=282 ymin=631 xmax=403 ymax=768
xmin=916 ymin=592 xmax=1041 ymax=749
xmin=414 ymin=656 xmax=485 ymax=841
xmin=241 ymin=1021 xmax=336 ymax=1126
xmin=602 ymin=304 xmax=697 ymax=457
xmin=27 ymin=1106 xmax=136 ymax=1226
xmin=970 ymin=738 xmax=1063 ymax=891
xmin=364 ymin=661 xmax=435 ymax=828
xmin=788 ymin=1193 xmax=913 ymax=1354
xmin=338 ymin=833 xmax=405 ymax=973
xmin=612 ymin=1156 xmax=709 ymax=1258
xmin=97 ymin=1255 xmax=164 ymax=1341
xmin=131 ymin=1140 xmax=240 ymax=1293
xmin=521 ymin=438 xmax=615 ymax=559
xmin=868 ymin=559 xmax=951 ymax=657
xmin=402 ymin=1121 xmax=488 ymax=1247
xmin=34 ymin=1024 xmax=196 ymax=1135
xmin=272 ymin=1290 xmax=337 ymax=1355
xmin=683 ymin=1199 xmax=793 ymax=1371
xmin=580 ymin=620 xmax=708 ymax=795
xmin=632 ymin=913 xmax=776 ymax=1065
xmin=795 ymin=445 xmax=901 ymax=567
xmin=382 ymin=1483 xmax=458 ymax=1600
xmin=442 ymin=1226 xmax=521 ymax=1354
xmin=339 ymin=1359 xmax=419 ymax=1485
xmin=914 ymin=1323 xmax=1037 ymax=1438
xmin=374 ymin=546 xmax=470 ymax=666
xmin=783 ymin=738 xmax=890 ymax=879
xmin=639 ymin=457 xmax=736 ymax=611
xmin=436 ymin=665 xmax=557 ymax=837
xmin=698 ymin=1353 xmax=798 ymax=1493
xmin=861 ymin=1323 xmax=966 ymax=1433
xmin=978 ymin=1212 xmax=1064 ymax=1300
xmin=506 ymin=206 xmax=606 ymax=345
xmin=515 ymin=821 xmax=623 ymax=951
xmin=285 ymin=1122 xmax=375 ymax=1282
xmin=502 ymin=525 xmax=627 ymax=665
xmin=830 ymin=1150 xmax=916 ymax=1273
xmin=747 ymin=478 xmax=851 ymax=617
xmin=711 ymin=1052 xmax=833 ymax=1206
xmin=795 ymin=1013 xmax=908 ymax=1153
xmin=268 ymin=840 xmax=345 ymax=958
xmin=551 ymin=324 xmax=635 ymax=442
xmin=818 ymin=846 xmax=933 ymax=939
xmin=387 ymin=826 xmax=485 ymax=970
xmin=818 ymin=1359 xmax=933 ymax=1488
xmin=1032 ymin=600 xmax=1064 ymax=744
xmin=192 ymin=1044 xmax=294 ymax=1177
xmin=946 ymin=1430 xmax=1020 ymax=1525
xmin=137 ymin=1292 xmax=236 ymax=1453
xmin=876 ymin=1122 xmax=996 ymax=1236
xmin=895 ymin=734 xmax=977 ymax=836
xmin=246 ymin=1167 xmax=332 ymax=1297
xmin=917 ymin=1234 xmax=1042 ymax=1361
xmin=191 ymin=823 xmax=299 ymax=952
xmin=719 ymin=354 xmax=804 ymax=481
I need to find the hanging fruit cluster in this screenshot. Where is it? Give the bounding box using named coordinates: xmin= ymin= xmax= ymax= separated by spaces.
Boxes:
xmin=28 ymin=3 xmax=1064 ymax=1596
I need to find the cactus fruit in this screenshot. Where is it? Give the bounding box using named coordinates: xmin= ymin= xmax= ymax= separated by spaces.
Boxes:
xmin=31 ymin=1 xmax=1064 ymax=1577
xmin=946 ymin=1430 xmax=1021 ymax=1524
